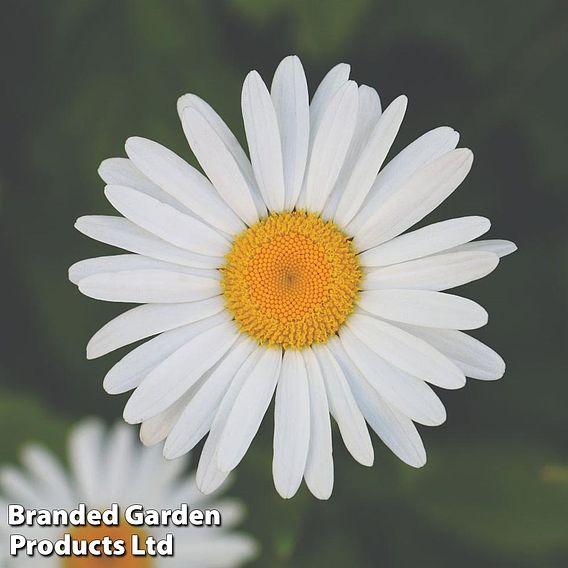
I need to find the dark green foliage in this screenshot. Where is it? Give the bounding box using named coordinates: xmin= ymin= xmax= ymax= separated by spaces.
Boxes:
xmin=0 ymin=1 xmax=567 ymax=566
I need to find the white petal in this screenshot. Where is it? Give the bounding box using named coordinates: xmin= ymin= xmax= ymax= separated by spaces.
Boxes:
xmin=216 ymin=348 xmax=282 ymax=472
xmin=163 ymin=337 xmax=256 ymax=459
xmin=302 ymin=81 xmax=359 ymax=212
xmin=196 ymin=347 xmax=264 ymax=494
xmin=0 ymin=467 xmax=46 ymax=506
xmin=175 ymin=534 xmax=258 ymax=568
xmin=69 ymin=254 xmax=217 ymax=285
xmin=359 ymin=216 xmax=491 ymax=267
xmin=74 ymin=216 xmax=219 ymax=269
xmin=20 ymin=445 xmax=73 ymax=502
xmin=354 ymin=148 xmax=474 ymax=250
xmin=363 ymin=251 xmax=499 ymax=292
xmin=312 ymin=344 xmax=374 ymax=466
xmin=139 ymin=391 xmax=193 ymax=447
xmin=99 ymin=157 xmax=187 ymax=211
xmin=330 ymin=338 xmax=426 ymax=467
xmin=346 ymin=313 xmax=465 ymax=389
xmin=86 ymin=296 xmax=225 ymax=359
xmin=322 ymin=84 xmax=382 ymax=220
xmin=123 ymin=319 xmax=238 ymax=423
xmin=103 ymin=423 xmax=136 ymax=502
xmin=302 ymin=348 xmax=333 ymax=500
xmin=358 ymin=290 xmax=489 ymax=330
xmin=271 ymin=56 xmax=310 ymax=209
xmin=124 ymin=137 xmax=244 ymax=234
xmin=242 ymin=70 xmax=286 ymax=211
xmin=310 ymin=63 xmax=351 ymax=132
xmin=68 ymin=419 xmax=104 ymax=504
xmin=181 ymin=107 xmax=262 ymax=225
xmin=103 ymin=312 xmax=227 ymax=395
xmin=78 ymin=269 xmax=219 ymax=303
xmin=348 ymin=126 xmax=460 ymax=234
xmin=399 ymin=325 xmax=506 ymax=380
xmin=177 ymin=93 xmax=266 ymax=215
xmin=272 ymin=350 xmax=310 ymax=499
xmin=334 ymin=95 xmax=407 ymax=227
xmin=105 ymin=185 xmax=229 ymax=256
xmin=447 ymin=239 xmax=518 ymax=258
xmin=339 ymin=328 xmax=446 ymax=426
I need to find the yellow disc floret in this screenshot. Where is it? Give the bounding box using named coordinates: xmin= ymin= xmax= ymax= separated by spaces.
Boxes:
xmin=222 ymin=211 xmax=361 ymax=349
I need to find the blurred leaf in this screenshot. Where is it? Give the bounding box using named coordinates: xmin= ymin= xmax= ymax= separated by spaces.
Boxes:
xmin=0 ymin=387 xmax=71 ymax=463
xmin=229 ymin=0 xmax=288 ymax=24
xmin=400 ymin=442 xmax=568 ymax=559
xmin=292 ymin=0 xmax=371 ymax=58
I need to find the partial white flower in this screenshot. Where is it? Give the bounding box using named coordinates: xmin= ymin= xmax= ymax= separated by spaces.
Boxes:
xmin=70 ymin=55 xmax=516 ymax=500
xmin=0 ymin=420 xmax=256 ymax=566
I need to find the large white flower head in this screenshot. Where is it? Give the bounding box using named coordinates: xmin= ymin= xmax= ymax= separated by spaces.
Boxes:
xmin=0 ymin=420 xmax=256 ymax=567
xmin=70 ymin=55 xmax=516 ymax=500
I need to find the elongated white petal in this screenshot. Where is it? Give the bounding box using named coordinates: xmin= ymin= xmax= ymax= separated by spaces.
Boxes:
xmin=139 ymin=389 xmax=195 ymax=447
xmin=103 ymin=424 xmax=136 ymax=501
xmin=302 ymin=348 xmax=333 ymax=500
xmin=242 ymin=70 xmax=286 ymax=211
xmin=103 ymin=313 xmax=227 ymax=395
xmin=74 ymin=216 xmax=219 ymax=269
xmin=99 ymin=157 xmax=187 ymax=212
xmin=399 ymin=325 xmax=506 ymax=380
xmin=175 ymin=534 xmax=258 ymax=567
xmin=181 ymin=107 xmax=262 ymax=225
xmin=310 ymin=63 xmax=350 ymax=131
xmin=68 ymin=420 xmax=104 ymax=504
xmin=271 ymin=56 xmax=310 ymax=209
xmin=105 ymin=185 xmax=229 ymax=257
xmin=339 ymin=329 xmax=446 ymax=426
xmin=347 ymin=313 xmax=465 ymax=389
xmin=334 ymin=95 xmax=407 ymax=227
xmin=273 ymin=350 xmax=310 ymax=499
xmin=86 ymin=296 xmax=225 ymax=359
xmin=196 ymin=348 xmax=264 ymax=494
xmin=348 ymin=126 xmax=460 ymax=234
xmin=359 ymin=216 xmax=491 ymax=267
xmin=354 ymin=149 xmax=474 ymax=250
xmin=302 ymin=81 xmax=359 ymax=212
xmin=363 ymin=251 xmax=499 ymax=292
xmin=178 ymin=94 xmax=267 ymax=218
xmin=358 ymin=290 xmax=489 ymax=330
xmin=78 ymin=269 xmax=219 ymax=304
xmin=312 ymin=344 xmax=374 ymax=466
xmin=322 ymin=84 xmax=382 ymax=220
xmin=123 ymin=319 xmax=238 ymax=423
xmin=330 ymin=338 xmax=426 ymax=467
xmin=0 ymin=467 xmax=45 ymax=505
xmin=69 ymin=254 xmax=217 ymax=285
xmin=216 ymin=348 xmax=282 ymax=472
xmin=164 ymin=338 xmax=256 ymax=459
xmin=448 ymin=239 xmax=518 ymax=258
xmin=124 ymin=138 xmax=244 ymax=235
xmin=20 ymin=445 xmax=73 ymax=502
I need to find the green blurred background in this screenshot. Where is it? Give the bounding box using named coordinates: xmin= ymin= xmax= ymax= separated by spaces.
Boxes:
xmin=1 ymin=0 xmax=567 ymax=566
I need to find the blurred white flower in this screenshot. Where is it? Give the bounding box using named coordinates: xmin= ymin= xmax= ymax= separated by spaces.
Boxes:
xmin=70 ymin=55 xmax=516 ymax=500
xmin=0 ymin=420 xmax=257 ymax=567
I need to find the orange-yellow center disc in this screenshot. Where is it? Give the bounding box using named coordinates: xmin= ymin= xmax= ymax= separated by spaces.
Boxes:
xmin=222 ymin=211 xmax=361 ymax=349
xmin=63 ymin=523 xmax=151 ymax=568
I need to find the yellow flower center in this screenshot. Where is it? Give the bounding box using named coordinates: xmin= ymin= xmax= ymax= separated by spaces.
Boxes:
xmin=62 ymin=523 xmax=152 ymax=568
xmin=222 ymin=211 xmax=361 ymax=349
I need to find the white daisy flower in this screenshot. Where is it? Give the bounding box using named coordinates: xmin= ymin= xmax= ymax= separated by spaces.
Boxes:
xmin=70 ymin=55 xmax=516 ymax=500
xmin=0 ymin=420 xmax=257 ymax=567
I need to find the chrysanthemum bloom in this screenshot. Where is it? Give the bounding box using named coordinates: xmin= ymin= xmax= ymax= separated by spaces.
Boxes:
xmin=70 ymin=56 xmax=516 ymax=499
xmin=0 ymin=420 xmax=256 ymax=566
